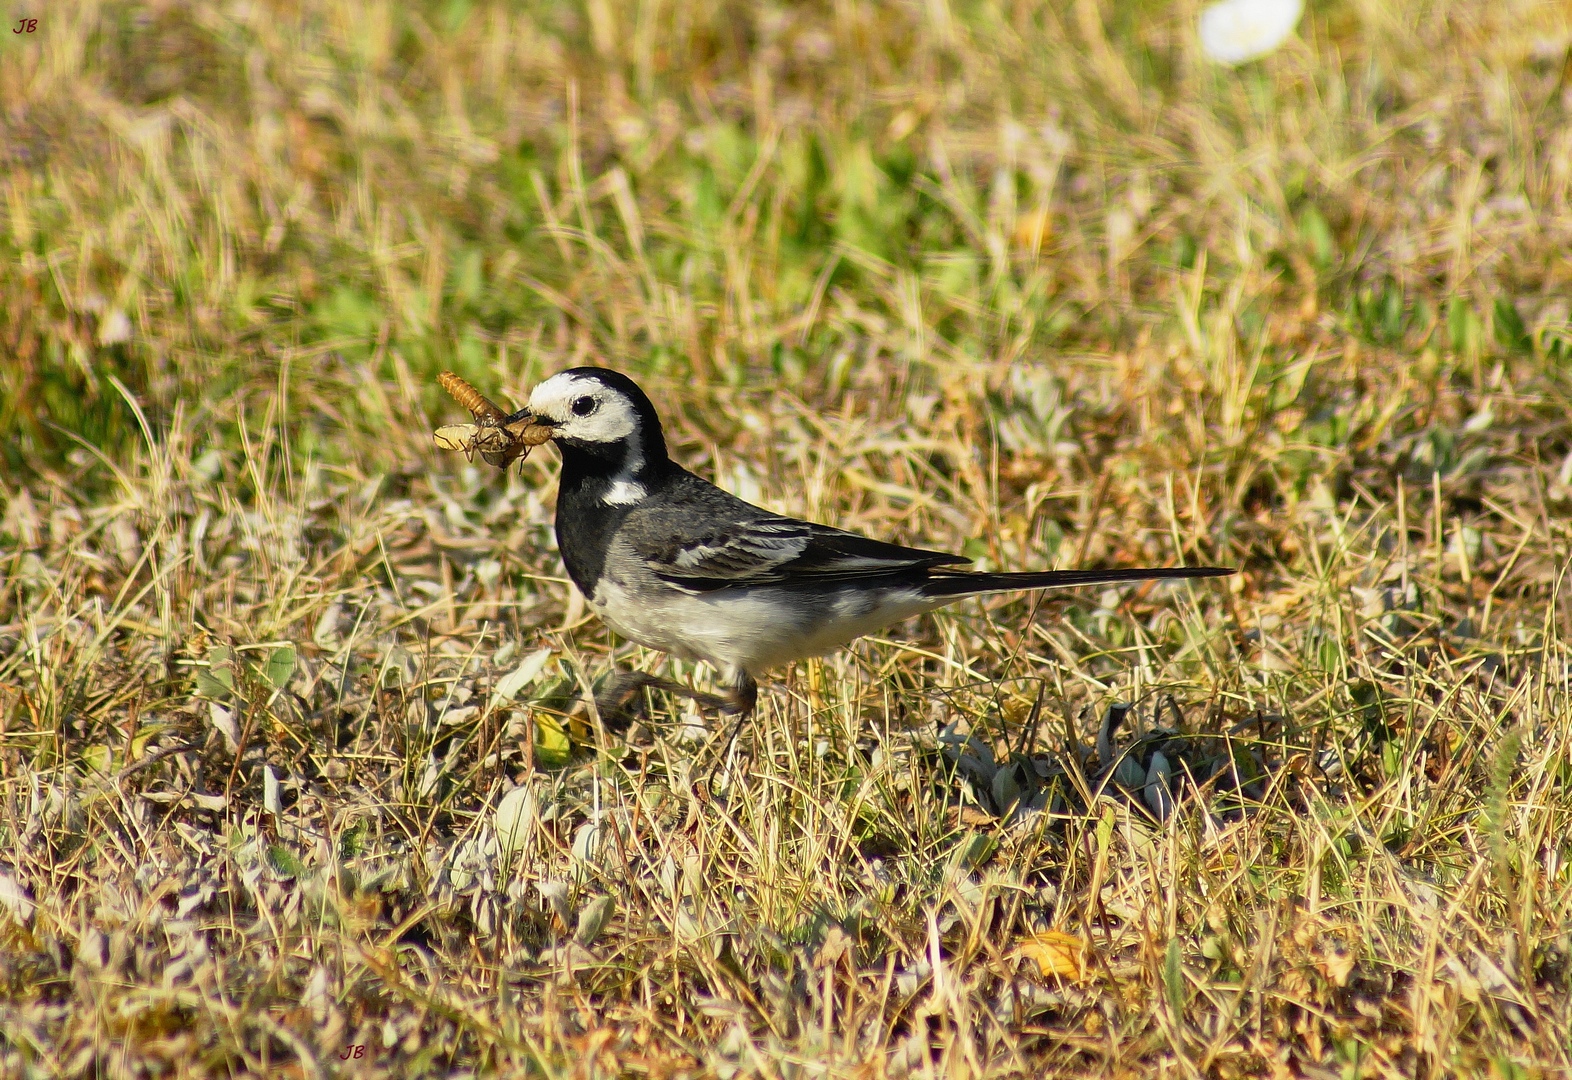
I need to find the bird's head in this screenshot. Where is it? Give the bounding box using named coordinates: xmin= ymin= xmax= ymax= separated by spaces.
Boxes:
xmin=515 ymin=367 xmax=669 ymax=474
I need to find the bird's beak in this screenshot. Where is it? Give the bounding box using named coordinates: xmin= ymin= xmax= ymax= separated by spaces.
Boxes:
xmin=504 ymin=411 xmax=556 ymax=446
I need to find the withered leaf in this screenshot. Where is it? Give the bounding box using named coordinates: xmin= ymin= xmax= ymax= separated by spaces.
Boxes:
xmin=1020 ymin=930 xmax=1087 ymax=980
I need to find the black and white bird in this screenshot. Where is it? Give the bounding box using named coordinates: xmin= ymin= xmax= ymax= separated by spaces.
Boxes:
xmin=505 ymin=367 xmax=1232 ymax=719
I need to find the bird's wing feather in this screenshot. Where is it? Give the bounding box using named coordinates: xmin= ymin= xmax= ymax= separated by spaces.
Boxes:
xmin=629 ymin=511 xmax=965 ymax=591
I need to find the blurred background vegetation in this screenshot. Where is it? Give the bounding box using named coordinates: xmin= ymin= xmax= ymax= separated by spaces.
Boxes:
xmin=6 ymin=0 xmax=1570 ymax=486
xmin=5 ymin=1 xmax=1572 ymax=1075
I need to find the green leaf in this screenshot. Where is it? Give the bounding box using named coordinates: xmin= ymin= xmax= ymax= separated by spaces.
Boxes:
xmin=1448 ymin=297 xmax=1482 ymax=355
xmin=957 ymin=831 xmax=997 ymax=869
xmin=1037 ymin=519 xmax=1065 ymax=559
xmin=129 ymin=723 xmax=168 ymax=761
xmin=196 ymin=645 xmax=235 ymax=698
xmin=1380 ymin=739 xmax=1403 ymax=779
xmin=195 ymin=669 xmax=230 ymax=698
xmin=961 ymin=538 xmax=991 ymax=563
xmin=1164 ymin=937 xmax=1186 ymax=1019
xmin=441 ymin=0 xmax=473 ymax=33
xmin=1379 ymin=280 xmax=1405 ymax=342
xmin=1095 ymin=804 xmax=1116 ymax=855
xmin=81 ymin=744 xmax=115 ymax=775
xmin=312 ymin=286 xmax=381 ymax=347
xmin=264 ymin=645 xmax=296 ymax=691
xmin=1493 ymin=296 xmax=1529 ymax=353
xmin=1297 ymin=205 xmax=1333 ymax=268
xmin=338 ymin=819 xmax=370 ymax=860
xmin=265 ymin=844 xmax=305 ymax=879
xmin=534 ymin=712 xmax=573 ymax=768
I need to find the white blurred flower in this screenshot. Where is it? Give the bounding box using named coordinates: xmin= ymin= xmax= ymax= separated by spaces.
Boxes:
xmin=1199 ymin=0 xmax=1303 ymax=65
xmin=97 ymin=309 xmax=132 ymax=345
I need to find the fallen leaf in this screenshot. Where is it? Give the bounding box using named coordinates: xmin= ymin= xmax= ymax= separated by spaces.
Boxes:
xmin=208 ymin=701 xmax=240 ymax=753
xmin=263 ymin=765 xmax=281 ymax=815
xmin=575 ymin=894 xmax=616 ymax=946
xmin=491 ymin=648 xmax=553 ymax=708
xmin=1319 ymin=943 xmax=1356 ymax=987
xmin=494 ymin=785 xmax=537 ymax=857
xmin=1021 ymin=930 xmax=1087 ymax=980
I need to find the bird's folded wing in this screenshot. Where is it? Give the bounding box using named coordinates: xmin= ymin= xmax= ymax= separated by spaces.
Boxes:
xmin=632 ymin=514 xmax=966 ymax=590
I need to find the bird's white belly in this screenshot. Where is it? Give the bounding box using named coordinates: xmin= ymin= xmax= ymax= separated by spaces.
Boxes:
xmin=587 ymin=573 xmax=938 ymax=676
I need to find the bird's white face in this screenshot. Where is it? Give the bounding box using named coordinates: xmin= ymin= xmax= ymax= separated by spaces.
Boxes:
xmin=526 ymin=372 xmax=643 ymax=448
xmin=526 ymin=370 xmax=651 ymax=504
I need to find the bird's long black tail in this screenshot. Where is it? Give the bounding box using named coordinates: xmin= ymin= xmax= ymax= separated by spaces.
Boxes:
xmin=920 ymin=565 xmax=1233 ymax=598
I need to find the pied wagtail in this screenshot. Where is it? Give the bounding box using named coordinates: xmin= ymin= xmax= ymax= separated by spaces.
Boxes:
xmin=499 ymin=367 xmax=1233 ymax=719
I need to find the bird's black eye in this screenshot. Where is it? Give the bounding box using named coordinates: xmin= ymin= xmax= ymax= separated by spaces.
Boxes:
xmin=571 ymin=396 xmax=597 ymax=417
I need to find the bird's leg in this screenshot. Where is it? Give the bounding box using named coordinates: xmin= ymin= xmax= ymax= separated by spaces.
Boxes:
xmin=593 ymin=671 xmax=655 ymax=731
xmin=709 ymin=671 xmax=757 ymax=752
xmin=593 ymin=670 xmax=736 ymax=730
xmin=724 ymin=672 xmax=758 ymax=718
xmin=707 ymin=672 xmax=759 ymax=797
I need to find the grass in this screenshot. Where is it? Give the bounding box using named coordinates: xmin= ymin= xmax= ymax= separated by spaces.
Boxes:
xmin=3 ymin=0 xmax=1572 ymax=1075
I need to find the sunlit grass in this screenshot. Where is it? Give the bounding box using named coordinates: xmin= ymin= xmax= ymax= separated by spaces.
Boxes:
xmin=3 ymin=0 xmax=1572 ymax=1075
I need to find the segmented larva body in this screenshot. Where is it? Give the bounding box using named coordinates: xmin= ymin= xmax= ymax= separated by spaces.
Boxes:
xmin=434 ymin=370 xmax=550 ymax=468
xmin=438 ymin=371 xmax=507 ymax=422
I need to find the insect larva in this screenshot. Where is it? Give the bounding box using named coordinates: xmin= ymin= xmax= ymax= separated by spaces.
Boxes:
xmin=433 ymin=371 xmax=551 ymax=469
xmin=438 ymin=371 xmax=508 ymax=423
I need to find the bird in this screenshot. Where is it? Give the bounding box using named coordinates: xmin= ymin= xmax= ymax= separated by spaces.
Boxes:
xmin=501 ymin=366 xmax=1234 ymax=720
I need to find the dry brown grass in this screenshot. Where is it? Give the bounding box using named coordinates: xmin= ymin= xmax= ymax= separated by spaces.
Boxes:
xmin=4 ymin=0 xmax=1572 ymax=1076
